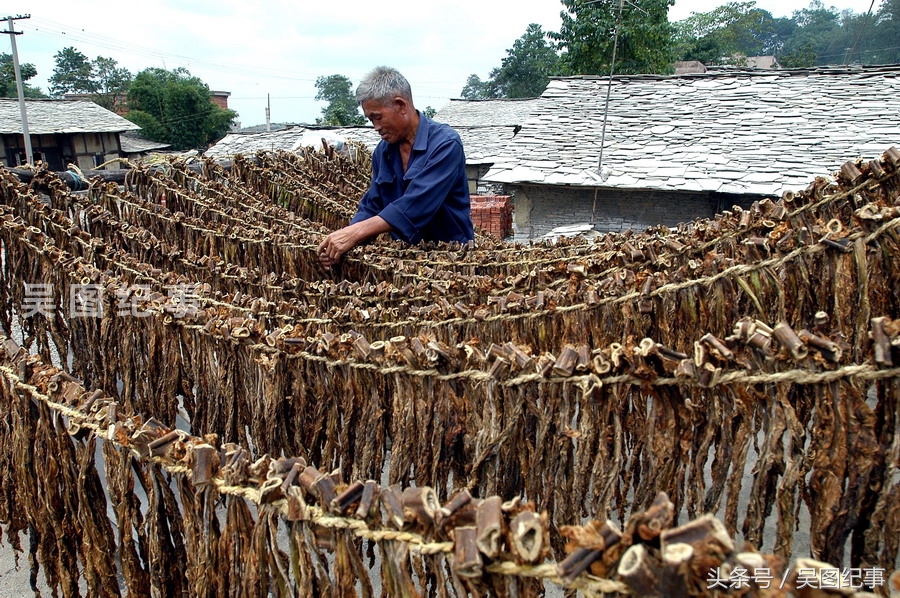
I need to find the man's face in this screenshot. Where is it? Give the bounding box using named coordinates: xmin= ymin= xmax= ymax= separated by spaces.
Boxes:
xmin=362 ymin=98 xmax=407 ymax=144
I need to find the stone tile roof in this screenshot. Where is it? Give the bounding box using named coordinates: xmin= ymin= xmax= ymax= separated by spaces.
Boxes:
xmin=0 ymin=99 xmax=140 ymax=135
xmin=120 ymin=132 xmax=170 ymax=153
xmin=433 ymin=98 xmax=540 ymax=165
xmin=433 ymin=98 xmax=539 ymax=127
xmin=204 ymin=127 xmax=307 ymax=157
xmin=204 ymin=125 xmax=381 ymax=158
xmin=483 ymin=65 xmax=900 ymax=196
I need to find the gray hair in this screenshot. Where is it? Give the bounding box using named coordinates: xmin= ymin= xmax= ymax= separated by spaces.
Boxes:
xmin=355 ymin=66 xmax=414 ymax=107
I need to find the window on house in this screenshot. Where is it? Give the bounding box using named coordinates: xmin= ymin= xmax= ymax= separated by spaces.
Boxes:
xmin=15 ymin=151 xmax=46 ymax=166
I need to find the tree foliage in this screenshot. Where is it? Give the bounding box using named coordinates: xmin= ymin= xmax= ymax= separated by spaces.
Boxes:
xmin=126 ymin=67 xmax=236 ymax=150
xmin=90 ymin=57 xmax=133 ymax=110
xmin=49 ymin=47 xmax=94 ymax=95
xmin=467 ymin=0 xmax=898 ymax=105
xmin=0 ymin=53 xmax=45 ymax=98
xmin=49 ymin=46 xmax=132 ymax=110
xmin=460 ymin=23 xmax=560 ymax=99
xmin=782 ymin=2 xmax=850 ymax=64
xmin=671 ymin=0 xmax=899 ymax=67
xmin=492 ymin=24 xmax=561 ymax=97
xmin=673 ymin=2 xmax=795 ymax=63
xmin=314 ymin=75 xmax=365 ymax=126
xmin=460 ymin=74 xmax=498 ymax=100
xmin=552 ymin=0 xmax=675 ymax=76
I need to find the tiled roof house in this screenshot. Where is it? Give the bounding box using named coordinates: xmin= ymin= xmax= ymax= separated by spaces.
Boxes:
xmin=1 ymin=98 xmax=140 ymax=172
xmin=433 ymin=98 xmax=539 ymax=194
xmin=482 ymin=65 xmax=900 ymax=239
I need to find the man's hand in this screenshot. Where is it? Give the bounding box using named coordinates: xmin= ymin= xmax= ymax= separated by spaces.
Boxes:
xmin=317 ymin=216 xmax=392 ymax=268
xmin=317 ymin=227 xmax=358 ymax=268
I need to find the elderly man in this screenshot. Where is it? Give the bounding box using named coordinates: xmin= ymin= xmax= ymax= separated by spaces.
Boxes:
xmin=317 ymin=67 xmax=474 ymax=268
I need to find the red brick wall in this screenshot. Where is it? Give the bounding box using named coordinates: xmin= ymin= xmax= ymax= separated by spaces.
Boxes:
xmin=211 ymin=92 xmax=231 ymax=110
xmin=470 ymin=195 xmax=512 ymax=239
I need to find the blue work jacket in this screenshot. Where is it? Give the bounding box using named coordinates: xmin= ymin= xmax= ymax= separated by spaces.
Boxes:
xmin=350 ymin=113 xmax=474 ymax=245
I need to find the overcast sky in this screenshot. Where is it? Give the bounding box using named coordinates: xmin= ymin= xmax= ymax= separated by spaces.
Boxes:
xmin=1 ymin=0 xmax=883 ymax=128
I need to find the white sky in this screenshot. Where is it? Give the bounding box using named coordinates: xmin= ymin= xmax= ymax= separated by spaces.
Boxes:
xmin=1 ymin=0 xmax=883 ymax=128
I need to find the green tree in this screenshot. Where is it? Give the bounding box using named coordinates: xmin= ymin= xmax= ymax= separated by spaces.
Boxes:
xmin=48 ymin=47 xmax=95 ymax=95
xmin=0 ymin=53 xmax=45 ymax=97
xmin=845 ymin=0 xmax=899 ymax=64
xmin=552 ymin=0 xmax=675 ymax=76
xmin=126 ymin=67 xmax=236 ymax=150
xmin=673 ymin=3 xmax=793 ymax=64
xmin=460 ymin=73 xmax=498 ymax=99
xmin=314 ymin=74 xmax=365 ymax=126
xmin=778 ymin=42 xmax=817 ymax=66
xmin=780 ymin=1 xmax=846 ymax=64
xmin=492 ymin=23 xmax=560 ymax=98
xmin=91 ymin=57 xmax=132 ymax=111
xmin=423 ymin=106 xmax=437 ymax=118
xmin=48 ymin=47 xmax=131 ymax=109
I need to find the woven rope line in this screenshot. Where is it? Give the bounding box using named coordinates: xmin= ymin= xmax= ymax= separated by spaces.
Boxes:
xmin=6 ymin=191 xmax=397 ymax=317
xmin=1 ymin=206 xmax=325 ymax=329
xmin=301 ymin=169 xmax=895 ymax=269
xmin=8 ymin=176 xmax=900 ymax=390
xmin=66 ymin=202 xmax=324 ymax=307
xmin=225 ymin=156 xmax=360 ymax=214
xmin=484 ymin=562 xmax=628 ymax=594
xmin=359 ymin=169 xmax=889 ymax=271
xmin=0 ymin=362 xmax=630 ymax=593
xmin=75 ymin=202 xmax=900 ymax=339
xmin=312 ymin=165 xmax=888 ymax=268
xmin=155 ymin=167 xmax=352 ymax=230
xmin=282 ymin=353 xmax=900 ymax=391
xmin=0 ymin=366 xmax=452 ymax=554
xmin=99 ymin=180 xmax=327 ymax=249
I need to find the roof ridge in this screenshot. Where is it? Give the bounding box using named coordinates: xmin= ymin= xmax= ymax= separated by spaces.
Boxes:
xmin=548 ymin=63 xmax=900 ymax=82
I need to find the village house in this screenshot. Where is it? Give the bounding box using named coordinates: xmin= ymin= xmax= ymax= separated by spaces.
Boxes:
xmin=433 ymin=97 xmax=540 ymax=195
xmin=0 ymin=98 xmax=141 ymax=172
xmin=480 ymin=64 xmax=900 ymax=240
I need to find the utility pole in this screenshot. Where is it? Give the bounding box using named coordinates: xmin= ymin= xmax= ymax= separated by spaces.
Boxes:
xmin=2 ymin=14 xmax=33 ymax=166
xmin=265 ymin=93 xmax=271 ymax=132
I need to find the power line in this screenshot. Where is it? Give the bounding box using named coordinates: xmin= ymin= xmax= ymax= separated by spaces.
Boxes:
xmin=22 ymin=17 xmax=322 ymax=83
xmin=845 ymin=0 xmax=878 ymax=63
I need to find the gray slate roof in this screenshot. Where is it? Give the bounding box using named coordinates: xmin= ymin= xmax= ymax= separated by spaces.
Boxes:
xmin=204 ymin=125 xmax=382 ymax=158
xmin=483 ymin=65 xmax=900 ymax=196
xmin=433 ymin=98 xmax=540 ymax=165
xmin=0 ymin=99 xmax=140 ymax=135
xmin=120 ymin=131 xmax=170 ymax=153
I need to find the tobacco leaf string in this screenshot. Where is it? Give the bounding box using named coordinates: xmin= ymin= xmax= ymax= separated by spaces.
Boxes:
xmin=0 ymin=340 xmax=898 ymax=595
xmin=1 ymin=148 xmax=900 ymax=595
xmin=7 ymin=169 xmax=900 ymax=355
